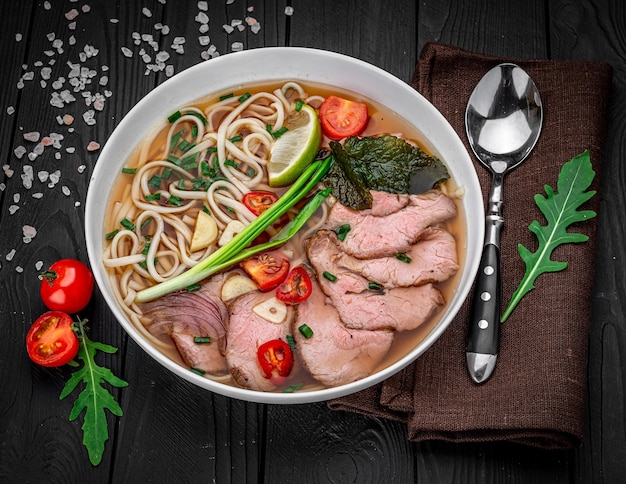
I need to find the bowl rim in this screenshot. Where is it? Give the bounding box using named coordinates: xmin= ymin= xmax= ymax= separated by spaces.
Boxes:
xmin=85 ymin=46 xmax=484 ymax=404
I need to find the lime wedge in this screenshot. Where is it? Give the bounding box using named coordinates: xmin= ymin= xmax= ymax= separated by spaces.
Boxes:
xmin=268 ymin=104 xmax=322 ymax=187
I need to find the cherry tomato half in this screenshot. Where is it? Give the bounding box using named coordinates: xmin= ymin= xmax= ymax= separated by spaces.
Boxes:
xmin=319 ymin=95 xmax=369 ymax=140
xmin=39 ymin=259 xmax=94 ymax=314
xmin=241 ymin=252 xmax=290 ymax=292
xmin=243 ymin=190 xmax=279 ymax=216
xmin=276 ymin=266 xmax=313 ymax=305
xmin=26 ymin=311 xmax=79 ymax=367
xmin=257 ymin=339 xmax=294 ymax=379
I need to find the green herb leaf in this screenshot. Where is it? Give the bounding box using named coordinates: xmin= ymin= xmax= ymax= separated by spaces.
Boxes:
xmin=59 ymin=319 xmax=128 ymax=466
xmin=501 ymin=151 xmax=596 ymax=322
xmin=325 ymin=135 xmax=449 ymax=209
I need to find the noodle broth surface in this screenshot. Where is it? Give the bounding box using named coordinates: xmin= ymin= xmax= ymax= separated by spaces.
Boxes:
xmin=103 ymin=80 xmax=466 ymax=393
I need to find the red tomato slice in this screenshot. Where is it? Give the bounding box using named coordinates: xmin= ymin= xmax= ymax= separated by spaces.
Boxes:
xmin=319 ymin=95 xmax=369 ymax=140
xmin=26 ymin=311 xmax=79 ymax=367
xmin=240 ymin=252 xmax=290 ymax=292
xmin=243 ymin=190 xmax=279 ymax=216
xmin=39 ymin=259 xmax=94 ymax=314
xmin=276 ymin=266 xmax=313 ymax=305
xmin=257 ymin=339 xmax=294 ymax=378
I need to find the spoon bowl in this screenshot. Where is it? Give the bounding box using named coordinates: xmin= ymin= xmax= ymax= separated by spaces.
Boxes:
xmin=464 ymin=63 xmax=543 ymax=383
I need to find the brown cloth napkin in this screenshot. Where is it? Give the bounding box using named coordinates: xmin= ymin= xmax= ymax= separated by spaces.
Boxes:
xmin=328 ymin=42 xmax=613 ymax=449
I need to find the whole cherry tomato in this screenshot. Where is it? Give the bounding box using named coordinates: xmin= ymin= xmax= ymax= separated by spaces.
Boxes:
xmin=257 ymin=339 xmax=294 ymax=379
xmin=276 ymin=266 xmax=313 ymax=305
xmin=26 ymin=311 xmax=79 ymax=367
xmin=39 ymin=259 xmax=94 ymax=314
xmin=243 ymin=190 xmax=279 ymax=216
xmin=319 ymin=95 xmax=369 ymax=140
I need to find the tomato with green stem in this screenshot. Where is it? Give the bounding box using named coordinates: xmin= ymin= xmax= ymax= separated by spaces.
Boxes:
xmin=39 ymin=259 xmax=94 ymax=314
xmin=26 ymin=311 xmax=79 ymax=367
xmin=319 ymin=95 xmax=368 ymax=140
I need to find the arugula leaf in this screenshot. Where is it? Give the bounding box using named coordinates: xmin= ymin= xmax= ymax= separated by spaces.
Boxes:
xmin=59 ymin=319 xmax=128 ymax=466
xmin=501 ymin=151 xmax=596 ymax=322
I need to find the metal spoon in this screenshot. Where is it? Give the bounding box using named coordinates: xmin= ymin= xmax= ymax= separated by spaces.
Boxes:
xmin=464 ymin=63 xmax=543 ymax=384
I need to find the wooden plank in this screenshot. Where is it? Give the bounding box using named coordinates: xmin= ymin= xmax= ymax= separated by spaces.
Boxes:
xmin=548 ymin=1 xmax=626 ymax=482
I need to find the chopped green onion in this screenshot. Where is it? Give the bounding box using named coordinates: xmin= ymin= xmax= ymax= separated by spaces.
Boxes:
xmin=148 ymin=175 xmax=161 ymax=188
xmin=177 ymin=178 xmax=186 ymax=190
xmin=272 ymin=127 xmax=288 ymax=139
xmin=224 ymin=159 xmax=238 ymax=168
xmin=193 ymin=336 xmax=211 ymax=344
xmin=202 ymin=205 xmax=211 ymax=214
xmin=191 ymin=125 xmax=198 ymax=138
xmin=219 ymin=93 xmax=234 ymax=101
xmin=323 ymin=271 xmax=337 ymax=282
xmin=167 ymin=196 xmax=183 ymax=206
xmin=105 ymin=229 xmax=119 ymax=240
xmin=286 ymin=334 xmax=297 ymax=350
xmin=396 ymin=252 xmax=412 ymax=263
xmin=207 ymin=147 xmax=218 ymax=153
xmin=141 ymin=242 xmax=151 ymax=256
xmin=295 ymin=100 xmax=304 ymax=112
xmin=189 ymin=367 xmax=205 ymax=376
xmin=167 ymin=110 xmax=182 ymax=123
xmin=121 ymin=167 xmax=137 ymax=174
xmin=238 ymin=92 xmax=251 ymax=102
xmin=186 ymin=283 xmax=201 ymax=292
xmin=283 ymin=382 xmax=305 ymax=393
xmin=167 ymin=154 xmax=181 ymax=165
xmin=120 ymin=218 xmax=135 ymax=230
xmin=298 ymin=324 xmax=314 ymax=339
xmin=229 ymin=135 xmax=243 ymax=143
xmin=266 ymin=123 xmax=273 ymax=134
xmin=170 ymin=129 xmax=185 ymax=152
xmin=145 ymin=193 xmax=161 ymax=202
xmin=368 ymin=282 xmax=383 ymax=291
xmin=246 ymin=168 xmax=256 ymax=177
xmin=336 ymin=224 xmax=351 ymax=241
xmin=178 ymin=139 xmax=193 ymax=152
xmin=188 ymin=111 xmax=208 ymax=125
xmin=141 ymin=217 xmax=153 ymax=229
xmin=183 ymin=161 xmax=198 ymax=170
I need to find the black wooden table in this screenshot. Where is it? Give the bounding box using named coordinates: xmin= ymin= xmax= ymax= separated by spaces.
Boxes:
xmin=1 ymin=1 xmax=625 ymax=482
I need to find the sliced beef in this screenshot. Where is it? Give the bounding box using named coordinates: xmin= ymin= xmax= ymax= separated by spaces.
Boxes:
xmin=225 ymin=291 xmax=294 ymax=392
xmin=307 ymin=231 xmax=445 ymax=331
xmin=293 ymin=271 xmax=394 ymax=387
xmin=335 ymin=226 xmax=459 ymax=288
xmin=326 ymin=190 xmax=457 ymax=259
xmin=141 ymin=285 xmax=229 ymax=376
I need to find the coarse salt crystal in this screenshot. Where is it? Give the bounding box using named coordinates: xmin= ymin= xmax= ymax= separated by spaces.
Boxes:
xmin=44 ymin=1 xmax=51 ymax=9
xmin=9 ymin=205 xmax=19 ymax=215
xmin=285 ymin=6 xmax=294 ymax=15
xmin=15 ymin=33 xmax=22 ymax=42
xmin=251 ymin=23 xmax=261 ymax=34
xmin=82 ymin=4 xmax=90 ymax=13
xmin=35 ymin=261 xmax=44 ymax=271
xmin=15 ymin=266 xmax=23 ymax=273
xmin=7 ymin=106 xmax=15 ymax=115
xmin=199 ymin=23 xmax=209 ymax=34
xmin=23 ymin=225 xmax=37 ymax=239
xmin=143 ymin=7 xmax=152 ymax=17
xmin=77 ymin=165 xmax=86 ymax=173
xmin=6 ymin=249 xmax=16 ymax=261
xmin=223 ymin=25 xmax=234 ymax=34
xmin=87 ymin=141 xmax=100 ymax=151
xmin=161 ymin=25 xmax=170 ymax=35
xmin=14 ymin=146 xmax=27 ymax=159
xmin=195 ymin=12 xmax=209 ymax=24
xmin=38 ymin=171 xmax=49 ymax=182
xmin=65 ymin=9 xmax=79 ymax=20
xmin=198 ymin=1 xmax=208 ymax=11
xmin=121 ymin=47 xmax=133 ymax=58
xmin=198 ymin=36 xmax=211 ymax=46
xmin=62 ymin=186 xmax=71 ymax=196
xmin=231 ymin=42 xmax=244 ymax=52
xmin=32 ymin=192 xmax=43 ymax=199
xmin=24 ymin=132 xmax=40 ymax=142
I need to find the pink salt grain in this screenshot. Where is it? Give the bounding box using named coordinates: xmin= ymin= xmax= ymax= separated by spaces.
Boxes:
xmin=87 ymin=141 xmax=100 ymax=151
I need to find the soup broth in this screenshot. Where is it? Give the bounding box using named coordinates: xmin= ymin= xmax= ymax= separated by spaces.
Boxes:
xmin=103 ymin=80 xmax=466 ymax=393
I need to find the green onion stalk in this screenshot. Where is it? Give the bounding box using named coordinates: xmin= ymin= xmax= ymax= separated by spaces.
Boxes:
xmin=135 ymin=156 xmax=334 ymax=303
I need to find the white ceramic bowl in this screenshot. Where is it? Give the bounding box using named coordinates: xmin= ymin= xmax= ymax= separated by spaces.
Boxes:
xmin=85 ymin=47 xmax=484 ymax=404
